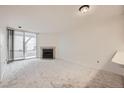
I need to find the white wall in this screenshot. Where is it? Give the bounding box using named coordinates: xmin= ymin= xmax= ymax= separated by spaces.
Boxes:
xmin=37 ymin=33 xmax=60 ymax=59
xmin=59 ymin=15 xmax=124 ymax=75
xmin=0 ymin=28 xmax=1 ymax=79
xmin=0 ymin=28 xmax=7 ymax=80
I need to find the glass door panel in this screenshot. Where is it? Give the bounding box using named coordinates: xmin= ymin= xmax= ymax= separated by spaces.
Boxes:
xmin=25 ymin=32 xmax=36 ymax=59
xmin=13 ymin=31 xmax=24 ymax=60
xmin=8 ymin=30 xmax=14 ymax=61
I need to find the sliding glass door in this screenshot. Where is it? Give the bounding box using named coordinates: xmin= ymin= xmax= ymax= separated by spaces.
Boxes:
xmin=8 ymin=29 xmax=37 ymax=62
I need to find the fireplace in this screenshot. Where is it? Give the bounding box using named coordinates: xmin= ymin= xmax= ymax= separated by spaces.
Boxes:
xmin=41 ymin=47 xmax=55 ymax=59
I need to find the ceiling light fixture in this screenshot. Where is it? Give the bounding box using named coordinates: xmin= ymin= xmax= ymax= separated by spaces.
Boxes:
xmin=79 ymin=5 xmax=90 ymax=13
xmin=18 ymin=26 xmax=22 ymax=28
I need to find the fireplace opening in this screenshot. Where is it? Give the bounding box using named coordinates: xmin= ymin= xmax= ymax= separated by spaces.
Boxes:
xmin=42 ymin=48 xmax=55 ymax=59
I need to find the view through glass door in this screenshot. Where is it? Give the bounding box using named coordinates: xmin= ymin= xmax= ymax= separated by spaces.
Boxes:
xmin=25 ymin=32 xmax=36 ymax=59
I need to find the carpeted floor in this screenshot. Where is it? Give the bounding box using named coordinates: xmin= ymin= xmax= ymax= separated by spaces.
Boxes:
xmin=0 ymin=59 xmax=124 ymax=88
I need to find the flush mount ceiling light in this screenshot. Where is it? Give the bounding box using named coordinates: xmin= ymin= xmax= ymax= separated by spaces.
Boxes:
xmin=79 ymin=5 xmax=90 ymax=13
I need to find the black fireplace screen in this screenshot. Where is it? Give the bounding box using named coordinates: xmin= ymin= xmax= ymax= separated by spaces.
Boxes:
xmin=42 ymin=49 xmax=54 ymax=59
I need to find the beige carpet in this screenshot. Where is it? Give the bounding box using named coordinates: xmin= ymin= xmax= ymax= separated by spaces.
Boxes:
xmin=0 ymin=59 xmax=124 ymax=88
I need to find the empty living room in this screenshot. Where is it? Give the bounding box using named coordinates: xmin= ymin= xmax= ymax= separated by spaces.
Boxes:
xmin=1 ymin=2 xmax=124 ymax=89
